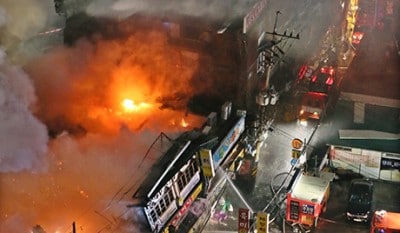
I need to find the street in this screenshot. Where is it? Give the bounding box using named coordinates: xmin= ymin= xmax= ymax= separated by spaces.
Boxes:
xmin=202 ymin=0 xmax=400 ymax=232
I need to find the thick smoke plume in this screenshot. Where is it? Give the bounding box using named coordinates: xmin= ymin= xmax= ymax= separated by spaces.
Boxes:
xmin=0 ymin=49 xmax=48 ymax=172
xmin=0 ymin=0 xmax=61 ymax=63
xmin=0 ymin=0 xmax=53 ymax=173
xmin=1 ymin=0 xmax=205 ymax=232
xmin=86 ymin=0 xmax=245 ymax=20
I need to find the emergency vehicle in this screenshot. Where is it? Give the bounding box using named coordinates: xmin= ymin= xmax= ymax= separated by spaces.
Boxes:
xmin=370 ymin=210 xmax=400 ymax=233
xmin=296 ymin=64 xmax=335 ymax=125
xmin=286 ymin=172 xmax=334 ymax=229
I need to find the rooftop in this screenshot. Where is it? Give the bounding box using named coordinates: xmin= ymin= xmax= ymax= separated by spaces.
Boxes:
xmin=291 ymin=173 xmax=331 ymax=203
xmin=327 ymin=98 xmax=400 ymax=154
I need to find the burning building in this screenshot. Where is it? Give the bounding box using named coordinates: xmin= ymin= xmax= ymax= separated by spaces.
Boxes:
xmin=1 ymin=0 xmax=344 ymax=232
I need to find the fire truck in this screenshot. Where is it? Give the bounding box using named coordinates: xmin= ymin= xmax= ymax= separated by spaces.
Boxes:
xmin=298 ymin=92 xmax=328 ymax=124
xmin=286 ymin=172 xmax=335 ymax=229
xmin=297 ymin=65 xmax=335 ymax=125
xmin=370 ymin=210 xmax=400 ymax=233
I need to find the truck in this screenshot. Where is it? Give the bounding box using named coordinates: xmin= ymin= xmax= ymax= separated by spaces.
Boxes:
xmin=296 ymin=64 xmax=335 ymax=125
xmin=370 ymin=210 xmax=400 ymax=233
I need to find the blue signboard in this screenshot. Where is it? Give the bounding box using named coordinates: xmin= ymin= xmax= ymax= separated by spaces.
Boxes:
xmin=213 ymin=116 xmax=245 ymax=166
xmin=302 ymin=204 xmax=314 ymax=215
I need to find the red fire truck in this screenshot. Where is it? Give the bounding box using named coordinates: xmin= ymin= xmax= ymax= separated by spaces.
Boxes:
xmin=286 ymin=172 xmax=334 ymax=229
xmin=296 ymin=64 xmax=335 ymax=125
xmin=370 ymin=210 xmax=400 ymax=233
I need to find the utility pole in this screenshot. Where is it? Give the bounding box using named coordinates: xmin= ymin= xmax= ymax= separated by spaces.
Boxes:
xmin=255 ymin=11 xmax=300 ymax=141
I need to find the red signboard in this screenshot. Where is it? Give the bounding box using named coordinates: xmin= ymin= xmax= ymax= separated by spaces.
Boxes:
xmin=238 ymin=208 xmax=250 ymax=233
xmin=243 ymin=0 xmax=268 ymax=34
xmin=170 ymin=197 xmax=193 ymax=227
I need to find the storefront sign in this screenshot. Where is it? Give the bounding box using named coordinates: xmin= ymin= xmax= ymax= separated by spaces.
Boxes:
xmin=238 ymin=208 xmax=250 ymax=233
xmin=256 ymin=212 xmax=269 ymax=233
xmin=199 ymin=149 xmax=215 ymax=177
xmin=169 ymin=183 xmax=202 ymax=227
xmin=381 ymin=157 xmax=400 ymax=170
xmin=243 ymin=0 xmax=268 ymax=34
xmin=213 ymin=117 xmax=245 ymax=166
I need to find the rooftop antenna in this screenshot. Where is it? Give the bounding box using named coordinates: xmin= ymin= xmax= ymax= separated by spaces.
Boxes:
xmin=273 ymin=11 xmax=282 ymax=35
xmin=264 ymin=11 xmax=300 ymax=40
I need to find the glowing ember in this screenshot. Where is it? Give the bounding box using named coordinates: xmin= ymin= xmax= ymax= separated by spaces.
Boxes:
xmin=181 ymin=118 xmax=189 ymax=128
xmin=79 ymin=190 xmax=89 ymax=198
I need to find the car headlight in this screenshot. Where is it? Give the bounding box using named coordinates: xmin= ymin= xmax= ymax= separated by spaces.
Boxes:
xmin=362 ymin=211 xmax=370 ymax=219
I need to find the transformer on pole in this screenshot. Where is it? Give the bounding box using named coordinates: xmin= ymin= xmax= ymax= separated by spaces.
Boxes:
xmin=255 ymin=11 xmax=300 ymax=140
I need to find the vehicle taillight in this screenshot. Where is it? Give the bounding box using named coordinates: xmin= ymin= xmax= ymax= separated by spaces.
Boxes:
xmin=321 ymin=67 xmax=334 ymax=75
xmin=311 ymin=75 xmax=317 ymax=82
xmin=325 ymin=77 xmax=334 ymax=85
xmin=352 ymin=32 xmax=364 ymax=44
xmin=298 ymin=65 xmax=307 ymax=80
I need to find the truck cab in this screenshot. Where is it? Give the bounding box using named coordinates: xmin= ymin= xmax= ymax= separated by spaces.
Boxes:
xmin=298 ymin=92 xmax=328 ymax=125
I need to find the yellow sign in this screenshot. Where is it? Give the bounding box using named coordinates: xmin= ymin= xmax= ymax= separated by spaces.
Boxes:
xmin=292 ymin=149 xmax=301 ymax=159
xmin=199 ymin=149 xmax=215 ymax=177
xmin=256 ymin=212 xmax=269 ymax=233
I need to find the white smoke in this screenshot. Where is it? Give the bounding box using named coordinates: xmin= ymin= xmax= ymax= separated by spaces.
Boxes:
xmin=86 ymin=0 xmax=245 ymax=20
xmin=0 ymin=49 xmax=49 ymax=172
xmin=0 ymin=0 xmax=63 ymax=64
xmin=0 ymin=0 xmax=55 ymax=172
xmin=0 ymin=0 xmax=59 ymax=40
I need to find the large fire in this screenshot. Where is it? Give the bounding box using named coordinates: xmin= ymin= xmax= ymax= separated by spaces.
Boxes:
xmin=1 ymin=17 xmax=206 ymax=233
xmin=25 ymin=21 xmax=205 ymax=136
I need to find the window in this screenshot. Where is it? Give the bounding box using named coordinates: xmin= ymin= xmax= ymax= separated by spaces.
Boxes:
xmin=147 ymin=186 xmax=176 ymax=224
xmin=155 ymin=205 xmax=162 ymax=216
xmin=176 ymin=159 xmax=198 ymax=192
xmin=160 ymin=198 xmax=166 ymax=210
xmin=165 ymin=187 xmax=174 ymax=206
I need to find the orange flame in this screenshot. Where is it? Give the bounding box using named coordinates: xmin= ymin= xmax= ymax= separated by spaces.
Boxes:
xmin=181 ymin=118 xmax=189 ymax=128
xmin=121 ymin=98 xmax=151 ymax=113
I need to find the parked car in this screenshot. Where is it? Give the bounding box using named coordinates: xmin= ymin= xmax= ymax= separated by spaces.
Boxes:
xmin=346 ymin=179 xmax=374 ymax=223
